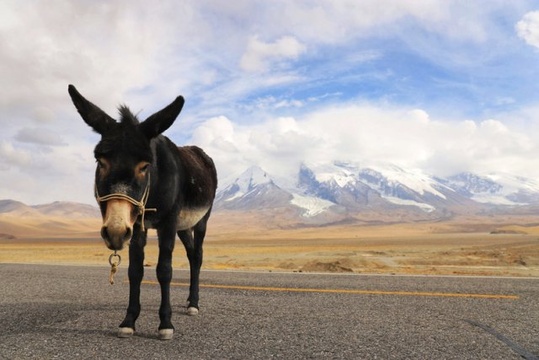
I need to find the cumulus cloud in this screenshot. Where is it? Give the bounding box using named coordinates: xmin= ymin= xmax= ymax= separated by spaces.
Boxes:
xmin=240 ymin=35 xmax=306 ymax=72
xmin=191 ymin=103 xmax=539 ymax=183
xmin=516 ymin=11 xmax=539 ymax=48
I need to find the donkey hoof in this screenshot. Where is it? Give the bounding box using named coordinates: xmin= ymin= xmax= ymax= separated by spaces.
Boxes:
xmin=118 ymin=327 xmax=134 ymax=338
xmin=187 ymin=307 xmax=199 ymax=316
xmin=158 ymin=328 xmax=174 ymax=340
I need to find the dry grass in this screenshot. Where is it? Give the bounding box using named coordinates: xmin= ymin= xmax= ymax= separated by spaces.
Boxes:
xmin=1 ymin=213 xmax=538 ymax=277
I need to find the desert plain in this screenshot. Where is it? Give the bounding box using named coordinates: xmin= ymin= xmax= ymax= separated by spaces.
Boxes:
xmin=1 ymin=210 xmax=539 ymax=277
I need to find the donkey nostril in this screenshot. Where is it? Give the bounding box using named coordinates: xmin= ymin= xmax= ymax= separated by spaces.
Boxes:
xmin=124 ymin=228 xmax=132 ymax=241
xmin=101 ymin=227 xmax=109 ymax=240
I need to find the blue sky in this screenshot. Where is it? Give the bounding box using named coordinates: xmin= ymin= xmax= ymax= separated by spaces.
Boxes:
xmin=2 ymin=1 xmax=539 ymax=204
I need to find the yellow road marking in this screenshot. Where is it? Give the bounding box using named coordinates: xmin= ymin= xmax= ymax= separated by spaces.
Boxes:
xmin=141 ymin=280 xmax=519 ymax=300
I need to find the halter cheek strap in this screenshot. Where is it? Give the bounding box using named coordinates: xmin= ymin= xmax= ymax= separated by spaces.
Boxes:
xmin=95 ymin=173 xmax=157 ymax=231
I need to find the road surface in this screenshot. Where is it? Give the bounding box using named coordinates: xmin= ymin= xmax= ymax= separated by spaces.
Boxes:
xmin=0 ymin=263 xmax=537 ymax=359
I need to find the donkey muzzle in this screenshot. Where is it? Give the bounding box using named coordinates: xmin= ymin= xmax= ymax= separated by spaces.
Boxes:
xmin=101 ymin=200 xmax=135 ymax=250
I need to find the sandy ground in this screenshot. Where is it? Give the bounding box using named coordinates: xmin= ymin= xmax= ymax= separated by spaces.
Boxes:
xmin=1 ymin=213 xmax=538 ymax=277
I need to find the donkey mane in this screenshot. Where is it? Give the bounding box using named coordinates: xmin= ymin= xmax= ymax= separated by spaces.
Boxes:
xmin=94 ymin=106 xmax=151 ymax=161
xmin=118 ymin=105 xmax=140 ymax=126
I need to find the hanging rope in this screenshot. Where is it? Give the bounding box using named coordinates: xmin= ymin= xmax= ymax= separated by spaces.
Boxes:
xmin=108 ymin=251 xmax=121 ymax=285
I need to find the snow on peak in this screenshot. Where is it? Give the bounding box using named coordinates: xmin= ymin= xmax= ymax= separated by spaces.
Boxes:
xmin=233 ymin=165 xmax=273 ymax=194
xmin=460 ymin=172 xmax=539 ymax=205
xmin=484 ymin=173 xmax=539 ymax=193
xmin=290 ymin=193 xmax=334 ymax=217
xmin=305 ymin=161 xmax=359 ymax=188
xmin=364 ymin=164 xmax=447 ymax=199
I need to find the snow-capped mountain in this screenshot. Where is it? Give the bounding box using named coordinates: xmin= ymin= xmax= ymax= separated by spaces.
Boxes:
xmin=296 ymin=162 xmax=480 ymax=216
xmin=215 ymin=162 xmax=539 ymax=224
xmin=442 ymin=172 xmax=539 ymax=206
xmin=215 ymin=166 xmax=293 ymax=210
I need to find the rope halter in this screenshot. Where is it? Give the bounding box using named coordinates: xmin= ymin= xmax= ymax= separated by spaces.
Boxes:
xmin=95 ymin=173 xmax=156 ymax=232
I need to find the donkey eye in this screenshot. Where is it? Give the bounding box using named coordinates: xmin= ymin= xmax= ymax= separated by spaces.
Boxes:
xmin=139 ymin=163 xmax=150 ymax=173
xmin=135 ymin=162 xmax=151 ymax=178
xmin=95 ymin=158 xmax=110 ymax=174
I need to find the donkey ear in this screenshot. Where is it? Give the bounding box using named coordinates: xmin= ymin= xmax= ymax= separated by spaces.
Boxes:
xmin=139 ymin=96 xmax=185 ymax=139
xmin=68 ymin=84 xmax=116 ymax=134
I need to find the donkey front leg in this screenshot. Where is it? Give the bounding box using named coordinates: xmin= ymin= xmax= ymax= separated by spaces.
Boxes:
xmin=118 ymin=227 xmax=147 ymax=338
xmin=156 ymin=224 xmax=177 ymax=340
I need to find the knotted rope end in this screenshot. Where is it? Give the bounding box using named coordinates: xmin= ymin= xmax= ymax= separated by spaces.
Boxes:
xmin=108 ymin=252 xmax=121 ymax=285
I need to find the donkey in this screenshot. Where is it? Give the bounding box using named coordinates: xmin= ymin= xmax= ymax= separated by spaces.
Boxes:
xmin=68 ymin=85 xmax=217 ymax=340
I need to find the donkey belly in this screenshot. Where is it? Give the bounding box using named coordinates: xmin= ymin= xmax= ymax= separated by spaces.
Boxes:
xmin=177 ymin=207 xmax=210 ymax=230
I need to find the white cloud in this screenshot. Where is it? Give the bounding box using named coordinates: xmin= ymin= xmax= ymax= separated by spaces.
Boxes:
xmin=240 ymin=35 xmax=306 ymax=72
xmin=516 ymin=11 xmax=539 ymax=48
xmin=251 ymin=1 xmax=497 ymax=45
xmin=15 ymin=128 xmax=67 ymax=146
xmin=0 ymin=142 xmax=32 ymax=170
xmin=192 ymin=103 xmax=539 ymax=184
xmin=0 ymin=139 xmax=96 ymax=204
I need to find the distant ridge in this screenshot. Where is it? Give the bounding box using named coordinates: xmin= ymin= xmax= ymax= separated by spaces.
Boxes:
xmin=0 ymin=200 xmax=101 ymax=239
xmin=32 ymin=201 xmax=100 ymax=218
xmin=0 ymin=199 xmax=100 ymax=219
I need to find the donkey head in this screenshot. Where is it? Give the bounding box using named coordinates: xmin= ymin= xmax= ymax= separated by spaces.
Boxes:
xmin=68 ymin=85 xmax=184 ymax=250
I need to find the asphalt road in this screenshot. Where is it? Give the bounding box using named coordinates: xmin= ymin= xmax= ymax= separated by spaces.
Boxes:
xmin=0 ymin=263 xmax=537 ymax=359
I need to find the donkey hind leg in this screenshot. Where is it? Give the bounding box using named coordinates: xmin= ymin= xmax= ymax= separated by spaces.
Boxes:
xmin=118 ymin=226 xmax=147 ymax=338
xmin=178 ymin=214 xmax=208 ymax=316
xmin=156 ymin=224 xmax=177 ymax=340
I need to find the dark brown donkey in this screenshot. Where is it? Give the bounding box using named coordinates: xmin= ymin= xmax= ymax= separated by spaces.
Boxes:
xmin=68 ymin=85 xmax=217 ymax=340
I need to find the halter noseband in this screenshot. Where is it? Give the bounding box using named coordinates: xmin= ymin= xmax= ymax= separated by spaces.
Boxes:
xmin=95 ymin=173 xmax=157 ymax=232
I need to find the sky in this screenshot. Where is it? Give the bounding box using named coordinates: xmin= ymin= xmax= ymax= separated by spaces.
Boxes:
xmin=2 ymin=1 xmax=539 ymax=205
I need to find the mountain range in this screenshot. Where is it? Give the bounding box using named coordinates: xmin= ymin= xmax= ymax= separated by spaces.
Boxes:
xmin=215 ymin=162 xmax=539 ymax=225
xmin=2 ymin=161 xmax=539 ymax=228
